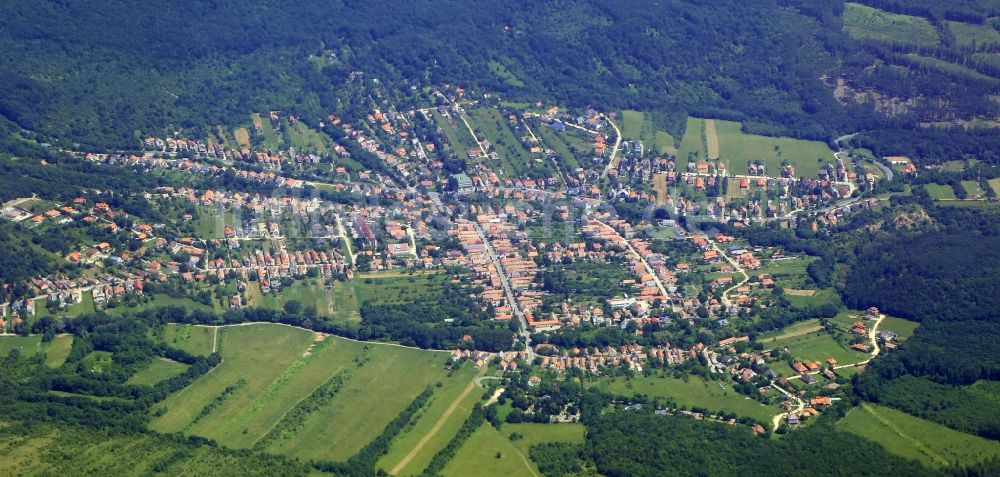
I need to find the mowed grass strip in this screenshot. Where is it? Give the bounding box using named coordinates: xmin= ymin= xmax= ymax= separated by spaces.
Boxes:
xmin=266 ymin=344 xmax=453 ymax=462
xmin=44 ymin=334 xmax=73 ymax=367
xmin=150 ymin=324 xmax=313 ymax=438
xmin=837 ymin=403 xmax=1000 ymax=468
xmin=378 ymin=363 xmax=482 ymax=475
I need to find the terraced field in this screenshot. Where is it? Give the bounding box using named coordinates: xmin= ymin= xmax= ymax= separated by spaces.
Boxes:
xmin=149 ymin=323 xmax=466 ymax=464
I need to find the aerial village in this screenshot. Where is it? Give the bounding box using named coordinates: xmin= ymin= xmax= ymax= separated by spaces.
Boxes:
xmin=0 ymin=84 xmax=910 ymax=432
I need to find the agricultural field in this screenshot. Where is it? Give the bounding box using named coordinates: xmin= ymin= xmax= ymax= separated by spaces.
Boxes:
xmin=842 ymin=3 xmax=939 ymax=47
xmin=127 ymin=358 xmax=190 ymax=386
xmin=377 ymin=364 xmax=482 ymax=475
xmin=619 ymin=110 xmax=677 ymax=155
xmin=837 ymin=403 xmax=1000 ymax=468
xmin=150 ymin=324 xmax=318 ymax=442
xmin=441 ymin=423 xmax=537 ymax=477
xmin=151 ymin=323 xmax=463 ymax=464
xmin=589 ymin=374 xmax=775 ymax=422
xmin=160 ymin=323 xmax=216 ymax=356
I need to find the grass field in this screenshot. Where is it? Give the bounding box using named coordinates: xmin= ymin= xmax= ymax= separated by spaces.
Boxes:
xmin=150 ymin=324 xmax=316 ymax=442
xmin=837 ymin=403 xmax=1000 ymax=468
xmin=488 ymin=61 xmax=525 ymax=88
xmin=704 ymin=118 xmax=719 ymax=159
xmin=536 ymin=122 xmax=582 ymax=171
xmin=161 ymin=324 xmax=216 ymax=356
xmin=233 ymin=127 xmax=251 ymax=147
xmin=589 ymin=374 xmax=774 ymax=422
xmin=989 ymin=178 xmax=1000 ymax=196
xmin=783 ymin=287 xmax=840 ymax=308
xmin=676 ymin=118 xmax=832 ymax=178
xmin=127 ymin=358 xmax=190 ymax=386
xmin=961 ymin=180 xmax=984 ymax=198
xmin=904 ymin=54 xmax=997 ymax=82
xmin=255 ymin=279 xmax=360 ymax=322
xmin=759 ymin=319 xmax=823 ymax=343
xmin=283 ymin=120 xmax=330 ymax=154
xmin=767 ymin=330 xmax=867 ymax=369
xmin=843 ymin=3 xmax=939 ymax=47
xmin=152 ymin=323 xmax=459 ymax=463
xmin=0 ymin=335 xmax=46 ymax=358
xmin=354 ymin=271 xmax=446 ymax=306
xmin=44 ymin=334 xmax=73 ymax=367
xmin=441 ymin=423 xmax=538 ymax=477
xmin=252 ymin=113 xmax=282 ymax=151
xmin=757 ymin=257 xmax=815 ymax=289
xmin=879 ymin=316 xmax=920 ymax=341
xmin=925 ymin=183 xmax=958 ymax=201
xmin=677 ymin=117 xmax=708 ymax=163
xmin=432 ymin=111 xmax=480 ymax=158
xmin=620 ymin=110 xmax=676 ymax=155
xmin=0 ymin=425 xmax=315 ymax=476
xmin=713 ymin=119 xmax=832 ymax=179
xmin=948 ymin=21 xmax=1000 ymax=46
xmin=468 ymin=107 xmax=537 ymax=177
xmin=505 ymin=423 xmax=585 ymax=475
xmin=268 ymin=341 xmax=454 ymax=462
xmin=378 ymin=364 xmax=482 ymax=475
xmin=33 ymin=292 xmax=96 ymax=320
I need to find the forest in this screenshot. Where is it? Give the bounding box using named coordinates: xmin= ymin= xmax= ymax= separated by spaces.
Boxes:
xmin=0 ymin=0 xmax=996 ymax=163
xmin=581 ymin=408 xmax=945 ymax=477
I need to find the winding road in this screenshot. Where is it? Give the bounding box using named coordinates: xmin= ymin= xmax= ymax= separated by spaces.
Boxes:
xmin=599 ymin=114 xmax=623 ymax=180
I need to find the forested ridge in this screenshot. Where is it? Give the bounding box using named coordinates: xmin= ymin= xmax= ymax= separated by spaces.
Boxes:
xmin=0 ymin=0 xmax=996 ymax=157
